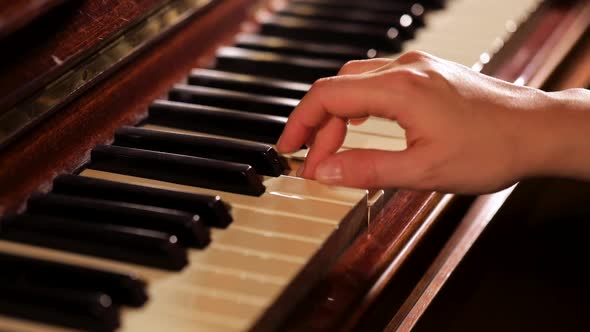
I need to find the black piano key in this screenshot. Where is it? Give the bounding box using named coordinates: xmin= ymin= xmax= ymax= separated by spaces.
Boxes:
xmin=279 ymin=4 xmax=418 ymax=39
xmin=234 ymin=33 xmax=375 ymax=61
xmin=290 ymin=1 xmax=427 ymax=26
xmin=259 ymin=16 xmax=402 ymax=53
xmin=89 ymin=144 xmax=266 ymax=196
xmin=0 ymin=252 xmax=147 ymax=307
xmin=148 ymin=100 xmax=287 ymax=145
xmin=188 ymin=68 xmax=310 ymax=100
xmin=114 ymin=126 xmax=287 ymax=177
xmin=0 ymin=214 xmax=188 ymax=271
xmin=0 ymin=283 xmax=119 ymax=332
xmin=52 ymin=174 xmax=233 ymax=228
xmin=291 ymin=0 xmax=426 ymax=13
xmin=215 ymin=46 xmax=342 ymax=83
xmin=398 ymin=0 xmax=444 ymax=10
xmin=168 ymin=84 xmax=297 ymax=118
xmin=26 ymin=193 xmax=210 ymax=249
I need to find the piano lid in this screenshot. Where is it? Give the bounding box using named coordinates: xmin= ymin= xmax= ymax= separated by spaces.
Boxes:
xmin=0 ymin=0 xmax=219 ymax=151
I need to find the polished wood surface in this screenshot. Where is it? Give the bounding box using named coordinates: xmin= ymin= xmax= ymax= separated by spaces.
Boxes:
xmin=409 ymin=177 xmax=590 ymax=332
xmin=0 ymin=0 xmax=67 ymax=39
xmin=485 ymin=0 xmax=590 ymax=86
xmin=0 ymin=0 xmax=258 ymax=215
xmin=282 ymin=190 xmax=451 ymax=331
xmin=544 ymin=30 xmax=590 ymax=90
xmin=0 ymin=0 xmax=165 ymax=113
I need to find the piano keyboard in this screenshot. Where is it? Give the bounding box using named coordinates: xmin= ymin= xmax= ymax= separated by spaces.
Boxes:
xmin=0 ymin=0 xmax=543 ymax=331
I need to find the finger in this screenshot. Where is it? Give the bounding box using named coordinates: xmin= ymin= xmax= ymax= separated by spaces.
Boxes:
xmin=313 ymin=148 xmax=425 ymax=189
xmin=299 ymin=116 xmax=348 ymax=178
xmin=276 ymin=73 xmax=406 ymax=153
xmin=392 ymin=50 xmax=435 ymax=65
xmin=338 ymin=58 xmax=392 ymax=75
xmin=350 ymin=117 xmax=369 ymax=125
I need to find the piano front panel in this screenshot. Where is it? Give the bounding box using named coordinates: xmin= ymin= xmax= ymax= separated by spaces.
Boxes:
xmin=2 ymin=0 xmax=586 ymax=331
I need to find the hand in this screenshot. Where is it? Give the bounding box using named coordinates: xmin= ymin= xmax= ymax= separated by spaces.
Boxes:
xmin=276 ymin=51 xmax=556 ymax=194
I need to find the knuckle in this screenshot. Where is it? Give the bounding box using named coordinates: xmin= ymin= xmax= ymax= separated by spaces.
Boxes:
xmin=396 ymin=50 xmax=432 ymax=64
xmin=424 ymin=69 xmax=446 ymax=84
xmin=310 ymin=76 xmax=333 ymax=91
xmin=338 ymin=60 xmax=364 ymax=75
xmin=386 ymin=68 xmax=428 ymax=88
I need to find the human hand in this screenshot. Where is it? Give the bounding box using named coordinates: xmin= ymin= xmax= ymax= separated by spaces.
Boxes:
xmin=276 ymin=51 xmax=554 ymax=194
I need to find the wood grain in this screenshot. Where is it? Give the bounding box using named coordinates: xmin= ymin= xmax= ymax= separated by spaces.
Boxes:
xmin=0 ymin=0 xmax=67 ymax=39
xmin=281 ymin=190 xmax=449 ymax=331
xmin=0 ymin=0 xmax=259 ymax=215
xmin=0 ymin=0 xmax=165 ymax=113
xmin=544 ymin=29 xmax=590 ymax=90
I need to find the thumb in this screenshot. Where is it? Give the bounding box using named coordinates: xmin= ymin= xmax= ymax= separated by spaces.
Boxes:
xmin=313 ymin=148 xmax=422 ymax=189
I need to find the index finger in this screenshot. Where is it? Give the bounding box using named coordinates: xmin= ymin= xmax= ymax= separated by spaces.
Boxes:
xmin=276 ymin=73 xmax=401 ymax=153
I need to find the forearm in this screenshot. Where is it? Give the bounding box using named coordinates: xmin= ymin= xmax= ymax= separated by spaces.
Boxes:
xmin=523 ymin=88 xmax=590 ymax=181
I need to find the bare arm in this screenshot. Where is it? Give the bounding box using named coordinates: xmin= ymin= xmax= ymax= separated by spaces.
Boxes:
xmin=275 ymin=51 xmax=590 ymax=194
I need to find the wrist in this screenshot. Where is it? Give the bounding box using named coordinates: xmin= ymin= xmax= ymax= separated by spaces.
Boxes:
xmin=520 ymin=88 xmax=590 ymax=180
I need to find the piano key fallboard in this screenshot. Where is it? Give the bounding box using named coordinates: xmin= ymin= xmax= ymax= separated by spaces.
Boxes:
xmin=0 ymin=0 xmax=552 ymax=331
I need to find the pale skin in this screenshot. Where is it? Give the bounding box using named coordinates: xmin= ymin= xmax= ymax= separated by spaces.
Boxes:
xmin=275 ymin=51 xmax=590 ymax=194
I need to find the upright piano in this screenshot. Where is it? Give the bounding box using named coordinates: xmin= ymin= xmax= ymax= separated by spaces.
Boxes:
xmin=0 ymin=0 xmax=589 ymax=331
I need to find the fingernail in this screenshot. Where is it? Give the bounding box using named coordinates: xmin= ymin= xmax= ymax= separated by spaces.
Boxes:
xmin=316 ymin=161 xmax=343 ymax=183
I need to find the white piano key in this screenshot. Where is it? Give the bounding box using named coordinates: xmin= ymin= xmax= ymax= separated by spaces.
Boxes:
xmin=0 ymin=315 xmax=75 ymax=332
xmin=80 ymin=169 xmax=362 ymax=225
xmin=0 ymin=239 xmax=289 ymax=332
xmin=347 ymin=117 xmax=406 ymax=138
xmin=263 ymin=174 xmax=367 ymax=205
xmin=342 ymin=131 xmax=407 ymax=151
xmin=122 ymin=301 xmax=250 ymax=332
xmin=402 ymin=0 xmax=543 ymax=67
xmin=224 ymin=206 xmax=334 ymax=242
xmin=70 ymin=168 xmax=368 ymax=332
xmin=210 ymin=227 xmax=319 ymax=261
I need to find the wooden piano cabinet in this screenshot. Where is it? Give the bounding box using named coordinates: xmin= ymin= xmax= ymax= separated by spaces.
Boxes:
xmin=0 ymin=0 xmax=260 ymax=214
xmin=281 ymin=190 xmax=459 ymax=331
xmin=0 ymin=0 xmax=589 ymax=331
xmin=0 ymin=0 xmax=67 ymax=40
xmin=408 ymin=177 xmax=590 ymax=332
xmin=0 ymin=0 xmax=165 ymax=113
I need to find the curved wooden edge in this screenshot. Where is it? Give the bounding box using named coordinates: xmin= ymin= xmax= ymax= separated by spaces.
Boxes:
xmin=384 ymin=186 xmax=516 ymax=332
xmin=0 ymin=0 xmax=260 ymax=216
xmin=540 ymin=13 xmax=590 ymax=90
xmin=281 ymin=190 xmax=448 ymax=331
xmin=283 ymin=1 xmax=590 ymax=331
xmin=490 ymin=0 xmax=590 ymax=84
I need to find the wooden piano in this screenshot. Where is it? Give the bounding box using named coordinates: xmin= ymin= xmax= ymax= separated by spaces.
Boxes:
xmin=1 ymin=0 xmax=589 ymax=331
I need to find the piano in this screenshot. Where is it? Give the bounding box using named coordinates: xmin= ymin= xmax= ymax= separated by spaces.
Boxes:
xmin=0 ymin=0 xmax=589 ymax=331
